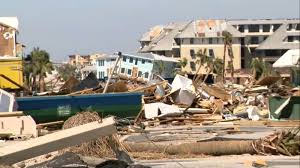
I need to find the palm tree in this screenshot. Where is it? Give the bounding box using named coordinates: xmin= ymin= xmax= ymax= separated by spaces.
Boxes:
xmin=154 ymin=60 xmax=165 ymax=76
xmin=222 ymin=31 xmax=234 ymax=83
xmin=193 ymin=49 xmax=206 ymax=82
xmin=178 ymin=57 xmax=188 ymax=68
xmin=25 ymin=47 xmax=53 ymax=92
xmin=251 ymin=57 xmax=275 ymax=80
xmin=57 ymin=64 xmax=77 ymax=81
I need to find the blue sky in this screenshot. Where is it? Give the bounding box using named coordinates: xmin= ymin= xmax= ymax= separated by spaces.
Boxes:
xmin=1 ymin=0 xmax=299 ymax=62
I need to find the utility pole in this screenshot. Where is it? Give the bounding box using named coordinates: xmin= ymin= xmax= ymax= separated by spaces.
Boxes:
xmin=102 ymin=52 xmax=122 ymax=93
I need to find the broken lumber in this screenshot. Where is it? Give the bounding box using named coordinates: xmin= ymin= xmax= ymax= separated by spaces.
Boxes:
xmin=129 ymin=81 xmax=167 ymax=93
xmin=179 ymin=108 xmax=210 ymax=114
xmin=0 ymin=111 xmax=23 ymax=117
xmin=0 ymin=117 xmax=116 ymax=165
xmin=201 ymin=84 xmax=231 ymax=101
xmin=36 ymin=120 xmax=64 ymax=128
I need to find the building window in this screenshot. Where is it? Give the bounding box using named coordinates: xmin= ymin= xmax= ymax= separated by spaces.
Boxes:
xmin=208 ymin=38 xmax=213 ymax=44
xmin=121 ymin=68 xmax=125 ymax=74
xmin=248 ymin=24 xmax=260 ymax=32
xmin=296 ymin=24 xmax=300 ymax=31
xmin=241 ymin=47 xmax=245 ymax=58
xmin=238 ymin=25 xmax=244 ymax=32
xmin=111 ymin=59 xmax=116 ymax=62
xmin=241 ymin=59 xmax=245 ymax=69
xmin=287 ymin=24 xmax=293 ymax=31
xmin=135 ymin=58 xmax=138 ymax=65
xmin=98 ymin=60 xmax=104 ymax=66
xmin=99 ymin=71 xmax=105 ymax=78
xmin=250 ymin=36 xmax=259 ymax=44
xmin=190 ymin=49 xmax=195 ymax=59
xmin=208 ymin=49 xmax=215 ymax=57
xmin=127 ymin=69 xmax=132 ymax=75
xmin=288 ymin=36 xmax=294 ymax=42
xmin=98 ymin=72 xmax=101 ymax=78
xmin=262 ymin=24 xmax=270 ymax=32
xmin=123 ymin=56 xmax=127 ymax=62
xmin=190 ymin=38 xmax=194 ymax=44
xmin=173 ymin=48 xmax=181 ymax=58
xmin=241 ymin=38 xmax=245 ymax=45
xmin=138 ymin=71 xmax=142 ymax=77
xmin=144 ymin=72 xmax=149 ymax=79
xmin=142 ymin=59 xmax=145 ymax=64
xmin=174 ymin=38 xmax=181 ymax=45
xmin=147 ymin=60 xmax=152 ymax=63
xmin=273 ymin=24 xmax=281 ymax=31
xmin=190 ymin=62 xmax=196 ymax=71
xmin=129 ymin=57 xmax=133 ymax=63
xmin=250 ymin=48 xmax=256 ymax=56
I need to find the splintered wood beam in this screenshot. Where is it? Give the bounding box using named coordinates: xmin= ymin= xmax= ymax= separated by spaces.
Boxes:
xmin=0 ymin=117 xmax=116 ymax=165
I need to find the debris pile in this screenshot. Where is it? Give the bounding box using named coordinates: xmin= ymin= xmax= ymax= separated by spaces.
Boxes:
xmin=135 ymin=74 xmax=300 ymax=126
xmin=252 ymin=127 xmax=300 ymax=156
xmin=62 ymin=112 xmax=115 ymax=158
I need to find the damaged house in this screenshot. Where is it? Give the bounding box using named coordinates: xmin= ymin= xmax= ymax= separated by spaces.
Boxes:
xmin=96 ymin=53 xmax=179 ymax=81
xmin=0 ymin=17 xmax=24 ymax=90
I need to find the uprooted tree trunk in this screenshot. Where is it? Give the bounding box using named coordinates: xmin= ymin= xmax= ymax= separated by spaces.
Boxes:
xmin=126 ymin=141 xmax=255 ymax=156
xmin=126 ymin=128 xmax=300 ymax=156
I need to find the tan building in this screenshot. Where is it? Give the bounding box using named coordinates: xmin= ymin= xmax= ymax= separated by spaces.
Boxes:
xmin=68 ymin=54 xmax=91 ymax=66
xmin=174 ymin=20 xmax=243 ymax=74
xmin=139 ymin=19 xmax=300 ymax=79
xmin=68 ymin=53 xmax=105 ymax=67
xmin=228 ymin=19 xmax=300 ymax=68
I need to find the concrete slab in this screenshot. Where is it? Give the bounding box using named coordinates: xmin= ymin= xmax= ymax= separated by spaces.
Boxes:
xmin=0 ymin=117 xmax=116 ymax=165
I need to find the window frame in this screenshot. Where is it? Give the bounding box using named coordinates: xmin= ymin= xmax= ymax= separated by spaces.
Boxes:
xmin=129 ymin=57 xmax=134 ymax=63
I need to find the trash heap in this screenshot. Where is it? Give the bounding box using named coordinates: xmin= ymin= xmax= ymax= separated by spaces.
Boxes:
xmin=134 ymin=74 xmax=300 ymax=125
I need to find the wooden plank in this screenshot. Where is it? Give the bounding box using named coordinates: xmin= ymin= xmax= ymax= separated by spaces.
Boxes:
xmin=201 ymin=84 xmax=231 ymax=101
xmin=0 ymin=111 xmax=23 ymax=117
xmin=0 ymin=117 xmax=116 ymax=165
xmin=129 ymin=81 xmax=167 ymax=93
xmin=36 ymin=120 xmax=64 ymax=128
xmin=179 ymin=108 xmax=210 ymax=114
xmin=256 ymin=76 xmax=281 ymax=86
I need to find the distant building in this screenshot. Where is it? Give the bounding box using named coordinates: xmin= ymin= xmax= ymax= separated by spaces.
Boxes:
xmin=139 ymin=19 xmax=300 ymax=80
xmin=0 ymin=17 xmax=24 ymax=90
xmin=68 ymin=53 xmax=106 ymax=67
xmin=81 ymin=65 xmax=97 ymax=80
xmin=96 ymin=53 xmax=179 ymax=81
xmin=68 ymin=54 xmax=91 ymax=66
xmin=68 ymin=53 xmax=106 ymax=80
xmin=96 ymin=54 xmax=118 ymax=79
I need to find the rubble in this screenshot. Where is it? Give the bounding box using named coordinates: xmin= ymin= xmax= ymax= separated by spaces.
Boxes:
xmin=2 ymin=68 xmax=300 ymax=166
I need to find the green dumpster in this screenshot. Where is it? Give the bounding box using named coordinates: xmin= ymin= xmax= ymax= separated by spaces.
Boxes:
xmin=269 ymin=96 xmax=300 ymax=120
